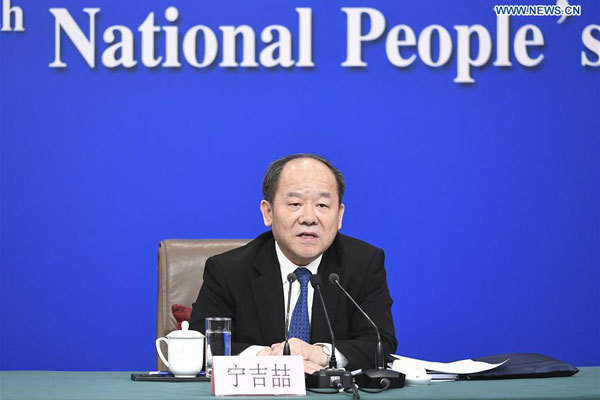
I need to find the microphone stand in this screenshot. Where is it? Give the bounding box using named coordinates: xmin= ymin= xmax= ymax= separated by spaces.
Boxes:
xmin=306 ymin=275 xmax=353 ymax=389
xmin=329 ymin=273 xmax=405 ymax=389
xmin=283 ymin=273 xmax=296 ymax=356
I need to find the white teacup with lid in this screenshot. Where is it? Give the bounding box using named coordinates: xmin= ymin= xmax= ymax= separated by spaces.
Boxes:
xmin=155 ymin=321 xmax=205 ymax=377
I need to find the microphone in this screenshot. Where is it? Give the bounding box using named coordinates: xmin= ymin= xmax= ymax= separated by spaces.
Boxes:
xmin=283 ymin=273 xmax=296 ymax=356
xmin=328 ymin=273 xmax=405 ymax=389
xmin=328 ymin=273 xmax=384 ymax=368
xmin=306 ymin=274 xmax=353 ymax=390
xmin=309 ymin=275 xmax=337 ymax=369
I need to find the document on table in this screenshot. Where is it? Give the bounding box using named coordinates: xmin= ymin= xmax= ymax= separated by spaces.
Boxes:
xmin=391 ymin=355 xmax=508 ymax=375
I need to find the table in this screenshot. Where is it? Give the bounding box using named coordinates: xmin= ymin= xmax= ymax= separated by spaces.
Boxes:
xmin=1 ymin=368 xmax=599 ymax=400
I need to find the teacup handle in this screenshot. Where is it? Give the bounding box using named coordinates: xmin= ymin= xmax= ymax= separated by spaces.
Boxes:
xmin=155 ymin=337 xmax=169 ymax=368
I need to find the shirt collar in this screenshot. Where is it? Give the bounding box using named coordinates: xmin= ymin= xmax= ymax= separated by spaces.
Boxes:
xmin=275 ymin=241 xmax=322 ymax=284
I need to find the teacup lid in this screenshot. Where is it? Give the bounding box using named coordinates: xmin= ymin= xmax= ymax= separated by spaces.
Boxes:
xmin=167 ymin=321 xmax=204 ymax=339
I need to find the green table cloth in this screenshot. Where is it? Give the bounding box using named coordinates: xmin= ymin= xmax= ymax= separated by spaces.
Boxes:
xmin=1 ymin=368 xmax=598 ymax=400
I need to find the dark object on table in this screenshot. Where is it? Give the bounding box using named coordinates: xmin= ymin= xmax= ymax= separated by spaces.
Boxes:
xmin=461 ymin=353 xmax=579 ymax=380
xmin=306 ymin=369 xmax=354 ymax=389
xmin=354 ymin=368 xmax=405 ymax=389
xmin=130 ymin=373 xmax=210 ymax=382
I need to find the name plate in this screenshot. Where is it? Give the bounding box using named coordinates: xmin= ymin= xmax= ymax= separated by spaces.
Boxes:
xmin=212 ymin=355 xmax=306 ymax=396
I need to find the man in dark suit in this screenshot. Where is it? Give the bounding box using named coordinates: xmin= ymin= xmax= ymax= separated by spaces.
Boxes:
xmin=190 ymin=154 xmax=397 ymax=372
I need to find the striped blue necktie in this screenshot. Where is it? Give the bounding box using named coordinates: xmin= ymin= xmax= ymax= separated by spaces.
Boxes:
xmin=288 ymin=267 xmax=311 ymax=343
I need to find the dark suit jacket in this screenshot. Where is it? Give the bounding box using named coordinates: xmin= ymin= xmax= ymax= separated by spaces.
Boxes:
xmin=190 ymin=231 xmax=397 ymax=371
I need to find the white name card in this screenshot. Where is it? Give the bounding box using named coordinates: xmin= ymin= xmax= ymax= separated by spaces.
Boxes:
xmin=212 ymin=355 xmax=306 ymax=396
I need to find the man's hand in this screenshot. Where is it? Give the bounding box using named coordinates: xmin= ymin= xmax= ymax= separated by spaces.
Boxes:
xmin=257 ymin=347 xmax=274 ymax=356
xmin=304 ymin=360 xmax=324 ymax=374
xmin=269 ymin=338 xmax=328 ymax=367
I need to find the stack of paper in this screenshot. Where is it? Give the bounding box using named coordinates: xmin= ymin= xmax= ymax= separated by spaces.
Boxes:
xmin=390 ymin=355 xmax=508 ymax=382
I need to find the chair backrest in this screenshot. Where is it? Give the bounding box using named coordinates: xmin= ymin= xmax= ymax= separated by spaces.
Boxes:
xmin=156 ymin=239 xmax=250 ymax=370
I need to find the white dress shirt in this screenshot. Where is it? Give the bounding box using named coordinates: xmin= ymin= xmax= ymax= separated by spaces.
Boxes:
xmin=239 ymin=241 xmax=348 ymax=368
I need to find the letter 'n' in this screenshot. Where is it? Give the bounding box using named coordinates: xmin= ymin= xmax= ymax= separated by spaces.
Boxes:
xmin=49 ymin=8 xmax=100 ymax=68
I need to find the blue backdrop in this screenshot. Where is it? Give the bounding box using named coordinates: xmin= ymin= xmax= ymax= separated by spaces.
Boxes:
xmin=1 ymin=0 xmax=598 ymax=370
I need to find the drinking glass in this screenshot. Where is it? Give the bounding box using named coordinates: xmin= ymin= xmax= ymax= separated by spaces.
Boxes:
xmin=205 ymin=317 xmax=231 ymax=376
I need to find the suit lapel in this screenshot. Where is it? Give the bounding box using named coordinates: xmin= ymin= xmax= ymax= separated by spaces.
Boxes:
xmin=251 ymin=237 xmax=286 ymax=345
xmin=311 ymin=243 xmax=341 ymax=343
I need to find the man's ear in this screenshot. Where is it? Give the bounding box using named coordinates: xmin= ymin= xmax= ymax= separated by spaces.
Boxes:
xmin=260 ymin=200 xmax=273 ymax=227
xmin=337 ymin=203 xmax=345 ymax=230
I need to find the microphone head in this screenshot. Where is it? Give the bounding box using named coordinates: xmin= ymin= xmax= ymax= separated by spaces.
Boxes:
xmin=309 ymin=274 xmax=323 ymax=289
xmin=287 ymin=273 xmax=297 ymax=283
xmin=328 ymin=273 xmax=340 ymax=285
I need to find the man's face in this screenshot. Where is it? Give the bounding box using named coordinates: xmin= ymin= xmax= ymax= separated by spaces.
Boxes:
xmin=260 ymin=158 xmax=345 ymax=266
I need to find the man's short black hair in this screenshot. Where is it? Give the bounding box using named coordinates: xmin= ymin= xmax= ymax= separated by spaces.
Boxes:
xmin=262 ymin=154 xmax=345 ymax=205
